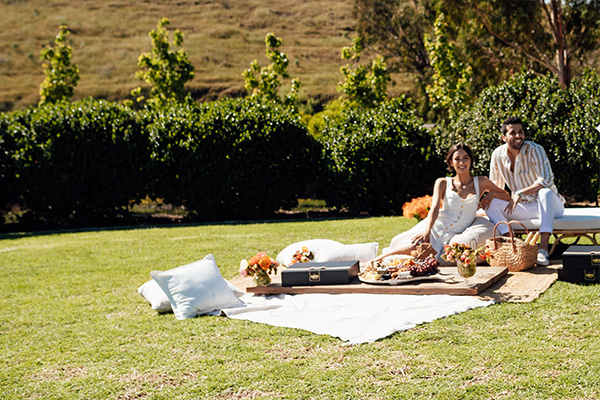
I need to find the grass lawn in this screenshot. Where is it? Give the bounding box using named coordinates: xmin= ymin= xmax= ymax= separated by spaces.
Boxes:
xmin=1 ymin=216 xmax=599 ymax=399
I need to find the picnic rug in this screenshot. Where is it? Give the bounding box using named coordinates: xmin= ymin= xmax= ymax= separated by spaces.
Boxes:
xmin=224 ymin=262 xmax=558 ymax=345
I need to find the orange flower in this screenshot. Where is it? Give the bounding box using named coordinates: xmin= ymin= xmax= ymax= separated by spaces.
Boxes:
xmin=258 ymin=256 xmax=271 ymax=270
xmin=402 ymin=195 xmax=433 ymax=221
xmin=248 ymin=256 xmax=259 ymax=265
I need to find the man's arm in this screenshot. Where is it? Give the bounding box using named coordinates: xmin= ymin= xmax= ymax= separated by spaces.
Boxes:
xmin=530 ymin=144 xmax=555 ymax=188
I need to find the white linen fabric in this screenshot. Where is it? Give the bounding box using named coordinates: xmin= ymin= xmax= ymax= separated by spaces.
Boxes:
xmin=383 ymin=176 xmax=481 ymax=257
xmin=151 ymin=254 xmax=243 ymax=320
xmin=221 ymin=293 xmax=493 ymax=345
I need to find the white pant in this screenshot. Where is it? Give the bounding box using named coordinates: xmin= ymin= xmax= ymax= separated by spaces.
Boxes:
xmin=485 ymin=188 xmax=564 ymax=235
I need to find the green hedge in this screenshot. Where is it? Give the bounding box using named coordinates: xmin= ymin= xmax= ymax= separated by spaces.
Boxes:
xmin=3 ymin=99 xmax=150 ymax=227
xmin=434 ymin=70 xmax=600 ymax=202
xmin=0 ymin=117 xmax=18 ymax=222
xmin=0 ymin=98 xmax=320 ymax=227
xmin=317 ymin=97 xmax=443 ymax=214
xmin=146 ymin=98 xmax=321 ymax=221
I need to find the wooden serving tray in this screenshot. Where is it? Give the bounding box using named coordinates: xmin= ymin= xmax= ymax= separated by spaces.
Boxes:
xmin=246 ymin=266 xmax=508 ymax=296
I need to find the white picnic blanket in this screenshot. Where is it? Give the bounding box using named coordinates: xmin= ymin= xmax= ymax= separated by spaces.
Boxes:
xmin=221 ymin=293 xmax=493 ymax=345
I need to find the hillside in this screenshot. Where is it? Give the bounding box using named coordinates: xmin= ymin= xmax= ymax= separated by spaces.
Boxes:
xmin=0 ymin=0 xmax=413 ymax=111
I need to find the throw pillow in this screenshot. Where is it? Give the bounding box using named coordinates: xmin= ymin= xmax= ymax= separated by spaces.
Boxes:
xmin=317 ymin=242 xmax=379 ymax=263
xmin=138 ymin=278 xmax=245 ymax=314
xmin=137 ymin=279 xmax=172 ymax=313
xmin=276 ymin=239 xmax=344 ymax=266
xmin=151 ymin=254 xmax=243 ymax=320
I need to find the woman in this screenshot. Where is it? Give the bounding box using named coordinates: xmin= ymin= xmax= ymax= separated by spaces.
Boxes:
xmin=375 ymin=143 xmax=511 ymax=261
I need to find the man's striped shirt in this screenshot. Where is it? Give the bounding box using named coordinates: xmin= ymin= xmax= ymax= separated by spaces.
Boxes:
xmin=489 ymin=141 xmax=564 ymax=204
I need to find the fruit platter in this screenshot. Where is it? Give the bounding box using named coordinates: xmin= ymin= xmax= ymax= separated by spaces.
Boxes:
xmin=359 ymin=255 xmax=457 ymax=285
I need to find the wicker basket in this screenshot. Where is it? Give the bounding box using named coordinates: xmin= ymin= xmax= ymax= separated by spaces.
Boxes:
xmin=485 ymin=221 xmax=538 ymax=272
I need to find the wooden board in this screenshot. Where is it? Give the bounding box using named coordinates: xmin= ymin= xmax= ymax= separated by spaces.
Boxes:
xmin=246 ymin=266 xmax=508 ymax=296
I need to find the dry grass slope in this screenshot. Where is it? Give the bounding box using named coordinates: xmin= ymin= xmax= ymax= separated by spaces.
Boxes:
xmin=0 ymin=0 xmax=412 ymax=111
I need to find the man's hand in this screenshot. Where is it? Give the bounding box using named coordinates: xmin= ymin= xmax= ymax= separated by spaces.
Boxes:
xmin=504 ymin=191 xmax=522 ymax=214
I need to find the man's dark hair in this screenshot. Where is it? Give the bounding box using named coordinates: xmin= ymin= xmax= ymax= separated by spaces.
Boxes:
xmin=501 ymin=116 xmax=523 ymax=135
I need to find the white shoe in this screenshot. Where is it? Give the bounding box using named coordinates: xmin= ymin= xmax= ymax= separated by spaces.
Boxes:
xmin=537 ymin=249 xmax=550 ymax=266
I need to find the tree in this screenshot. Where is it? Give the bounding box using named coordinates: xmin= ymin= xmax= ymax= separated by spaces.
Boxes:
xmin=242 ymin=33 xmax=301 ymax=108
xmin=448 ymin=0 xmax=600 ymax=88
xmin=134 ymin=18 xmax=195 ymax=106
xmin=337 ymin=35 xmax=391 ymax=108
xmin=354 ymin=0 xmax=600 ymax=90
xmin=39 ymin=25 xmax=80 ymax=105
xmin=424 ymin=13 xmax=472 ymax=118
xmin=353 ymin=0 xmax=437 ymax=75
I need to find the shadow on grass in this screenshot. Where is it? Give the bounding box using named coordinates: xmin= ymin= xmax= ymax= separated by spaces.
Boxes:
xmin=0 ymin=208 xmax=370 ymax=241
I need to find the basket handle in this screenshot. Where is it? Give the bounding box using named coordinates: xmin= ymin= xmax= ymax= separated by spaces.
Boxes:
xmin=491 ymin=220 xmax=529 ymax=251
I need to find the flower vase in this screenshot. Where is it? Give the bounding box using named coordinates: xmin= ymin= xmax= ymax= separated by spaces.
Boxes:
xmin=253 ymin=271 xmax=271 ymax=287
xmin=456 ymin=258 xmax=477 ymax=286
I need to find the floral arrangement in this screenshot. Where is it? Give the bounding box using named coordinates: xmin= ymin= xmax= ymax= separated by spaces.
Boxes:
xmin=289 ymin=246 xmax=315 ymax=265
xmin=239 ymin=252 xmax=279 ymax=278
xmin=441 ymin=242 xmax=490 ymax=265
xmin=402 ymin=195 xmax=433 ymax=221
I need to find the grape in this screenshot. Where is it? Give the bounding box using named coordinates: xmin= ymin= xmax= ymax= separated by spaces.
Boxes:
xmin=409 ymin=256 xmax=440 ymax=276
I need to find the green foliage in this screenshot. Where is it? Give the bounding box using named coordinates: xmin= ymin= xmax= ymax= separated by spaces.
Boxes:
xmin=147 ymin=98 xmax=321 ymax=221
xmin=242 ymin=33 xmax=301 ymax=108
xmin=0 ymin=116 xmax=19 ymax=221
xmin=318 ymin=97 xmax=443 ymax=214
xmin=38 ymin=25 xmax=80 ymax=105
xmin=434 ymin=69 xmax=600 ymax=202
xmin=353 ymin=0 xmax=436 ymax=75
xmin=4 ymin=99 xmax=150 ymax=227
xmin=337 ymin=35 xmax=391 ymax=108
xmin=134 ymin=18 xmax=195 ymax=107
xmin=306 ymin=98 xmax=346 ymax=138
xmin=424 ymin=12 xmax=472 ymax=119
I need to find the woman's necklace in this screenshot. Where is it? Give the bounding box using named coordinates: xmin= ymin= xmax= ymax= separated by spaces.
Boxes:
xmin=454 ymin=177 xmax=473 ymax=190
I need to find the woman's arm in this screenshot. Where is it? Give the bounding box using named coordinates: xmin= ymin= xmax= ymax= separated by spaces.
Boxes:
xmin=371 ymin=177 xmax=446 ymax=262
xmin=478 ymin=176 xmax=511 ymax=209
xmin=410 ymin=177 xmax=445 ymax=244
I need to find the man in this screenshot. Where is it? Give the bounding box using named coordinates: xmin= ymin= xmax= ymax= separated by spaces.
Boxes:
xmin=481 ymin=116 xmax=565 ymax=266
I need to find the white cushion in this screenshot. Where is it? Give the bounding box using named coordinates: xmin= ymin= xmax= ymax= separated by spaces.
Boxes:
xmin=317 ymin=242 xmax=379 ymax=263
xmin=151 ymin=254 xmax=243 ymax=320
xmin=138 ymin=279 xmax=172 ymax=313
xmin=514 ymin=207 xmax=600 ymax=231
xmin=276 ymin=239 xmax=344 ymax=266
xmin=138 ymin=278 xmax=244 ymax=314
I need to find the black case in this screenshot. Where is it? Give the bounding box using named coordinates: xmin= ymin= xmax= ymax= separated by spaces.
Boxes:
xmin=281 ymin=260 xmax=360 ymax=286
xmin=558 ymin=245 xmax=600 ymax=284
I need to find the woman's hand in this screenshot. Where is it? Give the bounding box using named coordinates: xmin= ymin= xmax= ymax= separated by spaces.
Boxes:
xmin=411 ymin=231 xmax=430 ymax=245
xmin=479 ymin=190 xmax=495 ymax=210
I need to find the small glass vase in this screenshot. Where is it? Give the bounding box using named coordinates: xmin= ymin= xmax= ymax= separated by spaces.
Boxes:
xmin=253 ymin=271 xmax=271 ymax=287
xmin=456 ymin=258 xmax=477 ymax=286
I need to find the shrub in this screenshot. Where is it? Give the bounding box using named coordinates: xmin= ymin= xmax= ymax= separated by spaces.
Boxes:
xmin=318 ymin=97 xmax=443 ymax=214
xmin=7 ymin=99 xmax=150 ymax=227
xmin=434 ymin=70 xmax=600 ymax=202
xmin=147 ymin=98 xmax=321 ymax=221
xmin=0 ymin=115 xmax=20 ymax=223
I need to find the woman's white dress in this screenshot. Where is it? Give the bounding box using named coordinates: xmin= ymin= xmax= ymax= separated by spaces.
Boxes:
xmin=382 ymin=176 xmax=481 ymax=257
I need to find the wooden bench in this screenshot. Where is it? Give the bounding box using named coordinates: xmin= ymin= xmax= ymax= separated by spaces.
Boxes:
xmin=512 ymin=207 xmax=600 ymax=255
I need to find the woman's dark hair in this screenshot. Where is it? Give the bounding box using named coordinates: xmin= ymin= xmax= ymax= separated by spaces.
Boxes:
xmin=445 ymin=142 xmax=474 ymax=172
